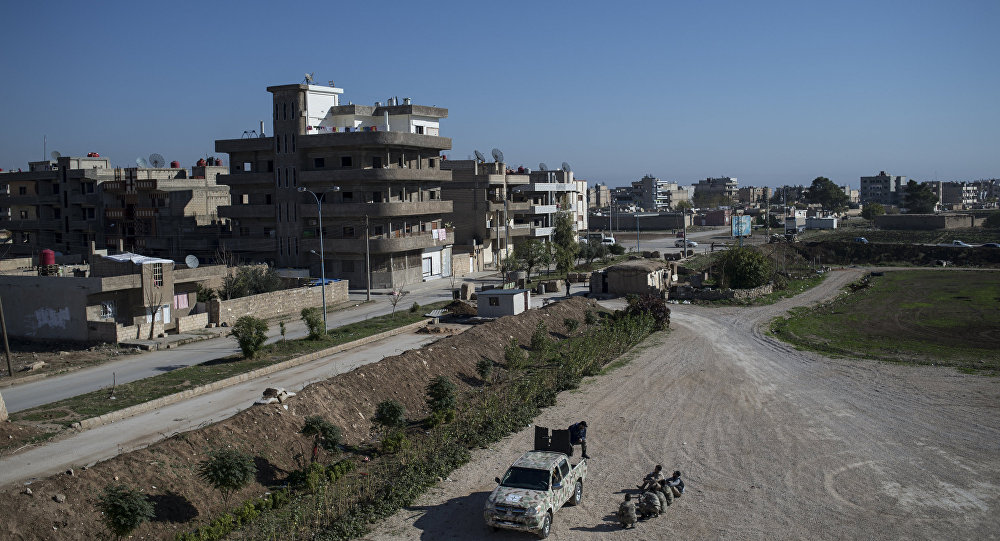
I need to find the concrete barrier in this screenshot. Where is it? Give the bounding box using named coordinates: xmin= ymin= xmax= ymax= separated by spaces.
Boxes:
xmin=72 ymin=319 xmax=429 ymax=431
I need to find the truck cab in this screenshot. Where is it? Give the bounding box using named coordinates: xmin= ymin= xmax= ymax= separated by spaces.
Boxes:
xmin=484 ymin=450 xmax=586 ymax=538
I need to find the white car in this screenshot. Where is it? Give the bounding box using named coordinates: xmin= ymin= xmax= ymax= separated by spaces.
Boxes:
xmin=674 ymin=239 xmax=698 ymax=248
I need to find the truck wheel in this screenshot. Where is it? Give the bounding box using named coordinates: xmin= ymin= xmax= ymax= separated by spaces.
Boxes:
xmin=537 ymin=512 xmax=552 ymax=539
xmin=567 ymin=480 xmax=583 ymax=506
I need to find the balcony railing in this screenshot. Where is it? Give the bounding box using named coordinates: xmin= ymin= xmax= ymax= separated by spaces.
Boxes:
xmin=309 ymin=229 xmax=454 ymax=254
xmin=299 ymin=168 xmax=451 ymax=184
xmin=301 ymin=200 xmax=452 ymax=218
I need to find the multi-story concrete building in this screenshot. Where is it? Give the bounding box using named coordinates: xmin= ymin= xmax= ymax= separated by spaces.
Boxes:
xmin=516 ymin=168 xmax=586 ymax=237
xmin=215 ymin=82 xmax=453 ymax=288
xmin=630 ymin=175 xmax=689 ymax=211
xmin=841 ymin=186 xmax=860 ymax=205
xmin=588 ymin=182 xmax=610 ymax=209
xmin=737 ymin=186 xmax=773 ymax=206
xmin=939 ymin=182 xmax=979 ymax=208
xmin=0 ymin=156 xmax=228 ymax=260
xmin=693 ymin=176 xmax=738 ymax=205
xmin=860 ymin=171 xmax=906 ymax=206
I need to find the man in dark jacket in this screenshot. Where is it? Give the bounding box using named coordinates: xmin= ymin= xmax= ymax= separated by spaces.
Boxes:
xmin=568 ymin=421 xmax=589 ymax=459
xmin=665 ymin=470 xmax=685 ymax=497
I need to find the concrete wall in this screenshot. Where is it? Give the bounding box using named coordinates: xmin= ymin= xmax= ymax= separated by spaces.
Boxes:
xmin=209 ymin=280 xmax=349 ymax=326
xmin=873 ymin=214 xmax=975 ymax=230
xmin=175 ymin=312 xmax=209 ymax=333
xmin=0 ymin=276 xmax=105 ymax=341
xmin=588 ymin=213 xmax=686 ymax=231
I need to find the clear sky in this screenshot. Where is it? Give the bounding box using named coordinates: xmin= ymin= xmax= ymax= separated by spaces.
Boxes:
xmin=1 ymin=0 xmax=997 ymax=188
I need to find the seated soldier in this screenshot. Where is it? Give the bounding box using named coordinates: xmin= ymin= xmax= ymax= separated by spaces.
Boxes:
xmin=617 ymin=493 xmax=637 ymax=529
xmin=658 ymin=479 xmax=674 ymax=506
xmin=638 ymin=489 xmax=661 ymax=518
xmin=665 ymin=470 xmax=685 ymax=498
xmin=637 ymin=464 xmax=664 ymax=490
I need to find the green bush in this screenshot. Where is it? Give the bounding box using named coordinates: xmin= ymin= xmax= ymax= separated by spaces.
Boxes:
xmin=301 ymin=307 xmax=325 ymax=339
xmin=409 ymin=301 xmax=420 ymax=313
xmin=625 ymin=293 xmax=671 ymax=330
xmin=564 ymin=318 xmax=580 ymax=333
xmin=426 ymin=376 xmax=456 ymax=417
xmin=504 ymin=338 xmax=528 ymax=370
xmin=716 ymin=246 xmax=774 ymax=289
xmin=301 ymin=415 xmax=342 ymax=458
xmin=229 ymin=316 xmax=268 ymax=359
xmin=197 ymin=448 xmax=257 ymax=504
xmin=475 ymin=358 xmax=493 ymax=382
xmin=97 ymin=483 xmax=154 ymax=540
xmin=609 ymin=243 xmax=626 ymax=255
xmin=380 ymin=431 xmax=411 ymax=454
xmin=219 ymin=265 xmax=284 ymax=300
xmin=195 ymin=283 xmax=217 ymax=303
xmin=374 ymin=399 xmax=407 ymax=429
xmin=530 ymin=321 xmax=551 ymax=353
xmin=584 ymin=310 xmax=598 ymax=325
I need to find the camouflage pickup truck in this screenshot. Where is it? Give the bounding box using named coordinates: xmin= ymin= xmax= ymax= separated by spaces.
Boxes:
xmin=484 ymin=450 xmax=587 ymax=538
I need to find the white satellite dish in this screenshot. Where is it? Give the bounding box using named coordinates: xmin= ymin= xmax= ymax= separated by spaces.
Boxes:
xmin=136 ymin=157 xmax=149 ymax=168
xmin=185 ymin=254 xmax=200 ymax=268
xmin=50 ymin=150 xmax=61 ymax=160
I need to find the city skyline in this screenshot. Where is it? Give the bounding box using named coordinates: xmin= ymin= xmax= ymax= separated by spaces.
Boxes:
xmin=1 ymin=0 xmax=997 ymax=189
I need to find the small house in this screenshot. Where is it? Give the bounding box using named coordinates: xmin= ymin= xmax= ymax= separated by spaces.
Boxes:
xmin=590 ymin=259 xmax=675 ymax=298
xmin=477 ymin=288 xmax=531 ymax=318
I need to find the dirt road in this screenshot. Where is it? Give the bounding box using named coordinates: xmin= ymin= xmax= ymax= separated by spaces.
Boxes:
xmin=365 ymin=269 xmax=1000 ymax=540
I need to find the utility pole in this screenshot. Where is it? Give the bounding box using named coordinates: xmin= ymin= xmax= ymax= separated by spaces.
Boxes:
xmin=365 ymin=215 xmax=372 ymax=301
xmin=0 ymin=294 xmax=12 ymax=378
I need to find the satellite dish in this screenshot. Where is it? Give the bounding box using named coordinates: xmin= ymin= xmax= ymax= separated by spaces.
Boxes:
xmin=562 ymin=162 xmax=572 ymax=173
xmin=304 ymin=72 xmax=315 ymax=84
xmin=491 ymin=148 xmax=504 ymax=163
xmin=474 ymin=150 xmax=486 ymax=163
xmin=539 ymin=163 xmax=549 ymax=171
xmin=149 ymin=153 xmax=165 ymax=168
xmin=185 ymin=255 xmax=200 ymax=269
xmin=50 ymin=151 xmax=61 ymax=160
xmin=136 ymin=157 xmax=148 ymax=168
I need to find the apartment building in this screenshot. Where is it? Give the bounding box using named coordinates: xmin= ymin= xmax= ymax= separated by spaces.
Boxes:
xmin=631 ymin=175 xmax=689 ymax=211
xmin=215 ymin=82 xmax=453 ymax=288
xmin=588 ymin=183 xmax=610 ymax=209
xmin=517 ymin=168 xmax=587 ymax=237
xmin=860 ymin=171 xmax=906 ymax=206
xmin=736 ymin=186 xmax=773 ymax=206
xmin=693 ymin=176 xmax=738 ymax=205
xmin=939 ymin=182 xmax=979 ymax=208
xmin=0 ymin=155 xmax=230 ymax=261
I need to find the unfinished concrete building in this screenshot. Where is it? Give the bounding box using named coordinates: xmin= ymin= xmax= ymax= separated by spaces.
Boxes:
xmin=215 ymin=82 xmax=454 ymax=288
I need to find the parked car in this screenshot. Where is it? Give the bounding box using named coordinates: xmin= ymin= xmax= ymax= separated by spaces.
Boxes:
xmin=674 ymin=239 xmax=698 ymax=248
xmin=951 ymin=240 xmax=972 ymax=247
xmin=982 ymin=243 xmax=1000 ymax=248
xmin=854 ymin=237 xmax=869 ymax=244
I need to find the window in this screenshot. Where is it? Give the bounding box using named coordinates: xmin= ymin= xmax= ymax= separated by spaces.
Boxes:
xmin=372 ymin=156 xmax=382 ymax=168
xmin=342 ymin=191 xmax=353 ymax=201
xmin=152 ymin=263 xmax=163 ymax=287
xmin=559 ymin=459 xmax=570 ymax=478
xmin=53 ymin=209 xmax=61 ymax=219
xmin=243 ymin=162 xmax=252 ymax=172
xmin=265 ymin=194 xmax=272 ymax=204
xmin=343 ymin=226 xmax=355 ymax=237
xmin=373 ymin=225 xmax=384 ymax=235
xmin=18 ymin=186 xmax=26 ymax=195
xmin=414 ymin=125 xmax=424 ymax=135
xmin=489 ymin=296 xmax=500 ymax=306
xmin=340 ymin=156 xmax=353 ymax=168
xmin=314 ymin=157 xmax=325 ymax=168
xmin=86 ymin=208 xmax=95 ymax=219
xmin=267 ymin=160 xmax=274 ymax=172
xmin=100 ymin=301 xmax=116 ymax=319
xmin=241 ymin=194 xmax=249 ymax=204
xmin=19 ymin=210 xmax=28 ymax=219
xmin=429 ymin=191 xmax=437 ymax=200
xmin=428 ymin=158 xmax=435 ymax=168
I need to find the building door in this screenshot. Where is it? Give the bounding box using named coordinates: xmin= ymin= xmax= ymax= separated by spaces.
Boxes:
xmin=421 ymin=257 xmax=432 ymax=278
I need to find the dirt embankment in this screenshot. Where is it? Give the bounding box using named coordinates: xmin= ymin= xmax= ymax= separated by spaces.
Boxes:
xmin=0 ymin=297 xmax=604 ymax=540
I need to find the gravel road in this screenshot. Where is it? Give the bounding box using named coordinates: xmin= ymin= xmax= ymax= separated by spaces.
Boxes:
xmin=365 ymin=269 xmax=1000 ymax=540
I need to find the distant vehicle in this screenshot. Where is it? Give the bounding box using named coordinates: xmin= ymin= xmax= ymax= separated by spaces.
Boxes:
xmin=309 ymin=278 xmax=340 ymax=287
xmin=586 ymin=232 xmax=615 ymax=246
xmin=982 ymin=243 xmax=1000 ymax=248
xmin=854 ymin=237 xmax=869 ymax=244
xmin=950 ymin=240 xmax=972 ymax=247
xmin=675 ymin=231 xmax=686 ymax=239
xmin=675 ymin=239 xmax=698 ymax=248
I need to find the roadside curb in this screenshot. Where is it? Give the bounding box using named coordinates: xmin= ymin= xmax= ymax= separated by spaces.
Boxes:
xmin=70 ymin=319 xmax=430 ymax=432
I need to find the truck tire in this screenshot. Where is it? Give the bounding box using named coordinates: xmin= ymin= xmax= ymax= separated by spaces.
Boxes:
xmin=567 ymin=480 xmax=583 ymax=506
xmin=537 ymin=512 xmax=552 ymax=539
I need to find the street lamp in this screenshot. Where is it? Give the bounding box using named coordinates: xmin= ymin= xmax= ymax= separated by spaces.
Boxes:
xmin=298 ymin=186 xmax=341 ymax=331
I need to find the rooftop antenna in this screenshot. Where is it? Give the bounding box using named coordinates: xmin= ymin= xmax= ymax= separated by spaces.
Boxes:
xmin=491 ymin=148 xmax=504 ymax=163
xmin=474 ymin=150 xmax=486 ymax=163
xmin=50 ymin=150 xmax=61 ymax=161
xmin=149 ymin=153 xmax=165 ymax=168
xmin=562 ymin=162 xmax=572 ymax=173
xmin=539 ymin=162 xmax=549 ymax=171
xmin=327 ymin=80 xmax=335 ymax=87
xmin=303 ymin=72 xmax=315 ymax=84
xmin=136 ymin=156 xmax=149 ymax=168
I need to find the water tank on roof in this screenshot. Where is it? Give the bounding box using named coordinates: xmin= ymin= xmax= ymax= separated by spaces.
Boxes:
xmin=40 ymin=249 xmax=55 ymax=266
xmin=214 ymin=158 xmax=222 ymax=166
xmin=170 ymin=160 xmax=180 ymax=168
xmin=196 ymin=158 xmax=207 ymax=167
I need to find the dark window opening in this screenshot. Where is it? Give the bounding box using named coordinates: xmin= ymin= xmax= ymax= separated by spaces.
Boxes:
xmin=489 ymin=297 xmax=500 ymax=306
xmin=18 ymin=186 xmax=26 ymax=195
xmin=428 ymin=158 xmax=435 ymax=168
xmin=314 ymin=157 xmax=325 ymax=168
xmin=372 ymin=156 xmax=382 ymax=168
xmin=414 ymin=125 xmax=424 ymax=135
xmin=340 ymin=156 xmax=353 ymax=168
xmin=267 ymin=160 xmax=274 ymax=172
xmin=342 ymin=191 xmax=353 ymax=201
xmin=343 ymin=226 xmax=355 ymax=237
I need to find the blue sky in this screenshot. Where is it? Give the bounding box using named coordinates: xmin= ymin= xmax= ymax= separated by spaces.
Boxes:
xmin=1 ymin=0 xmax=997 ymax=188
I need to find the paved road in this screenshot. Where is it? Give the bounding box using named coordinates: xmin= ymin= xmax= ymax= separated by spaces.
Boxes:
xmin=2 ymin=273 xmax=493 ymax=413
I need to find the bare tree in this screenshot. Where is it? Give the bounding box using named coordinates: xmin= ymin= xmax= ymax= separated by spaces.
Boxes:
xmin=388 ymin=289 xmax=409 ymax=317
xmin=214 ymin=246 xmax=240 ymax=268
xmin=144 ymin=285 xmax=165 ymax=340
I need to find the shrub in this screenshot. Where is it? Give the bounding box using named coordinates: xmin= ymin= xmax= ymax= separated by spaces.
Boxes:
xmin=409 ymin=301 xmax=420 ymax=313
xmin=229 ymin=316 xmax=268 ymax=359
xmin=195 ymin=283 xmax=217 ymax=303
xmin=380 ymin=431 xmax=411 ymax=454
xmin=716 ymin=246 xmax=774 ymax=289
xmin=609 ymin=243 xmax=626 ymax=255
xmin=373 ymin=400 xmax=406 ymax=429
xmin=584 ymin=310 xmax=598 ymax=325
xmin=504 ymin=338 xmax=528 ymax=370
xmin=96 ymin=483 xmax=154 ymax=540
xmin=475 ymin=357 xmax=493 ymax=382
xmin=301 ymin=416 xmax=342 ymax=461
xmin=426 ymin=376 xmax=456 ymax=420
xmin=197 ymin=448 xmax=257 ymax=504
xmin=625 ymin=293 xmax=671 ymax=330
xmin=564 ymin=318 xmax=580 ymax=333
xmin=530 ymin=321 xmax=551 ymax=352
xmin=220 ymin=265 xmax=283 ymax=300
xmin=301 ymin=307 xmax=325 ymax=339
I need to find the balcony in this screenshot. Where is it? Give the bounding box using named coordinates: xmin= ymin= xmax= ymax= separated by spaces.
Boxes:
xmin=220 ymin=237 xmax=276 ymax=252
xmin=219 ymin=204 xmax=276 ymax=219
xmin=299 ymin=168 xmax=451 ymax=184
xmin=311 ymin=229 xmax=455 ymax=254
xmin=301 ymin=200 xmax=452 ymax=218
xmin=488 ymin=201 xmax=530 ymax=212
xmin=216 ymin=172 xmax=274 ymax=186
xmin=298 ymin=131 xmax=452 ymax=151
xmin=215 ymin=137 xmax=275 ymax=153
xmin=518 ymin=182 xmax=576 ymax=193
xmin=531 ymin=226 xmax=554 ymax=237
xmin=528 ymin=204 xmax=558 ymax=215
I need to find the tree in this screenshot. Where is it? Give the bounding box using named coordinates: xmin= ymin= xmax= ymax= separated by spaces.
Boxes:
xmin=581 ymin=238 xmax=608 ymax=265
xmin=220 ymin=265 xmax=283 ymax=300
xmin=388 ymin=289 xmax=409 ymax=316
xmin=301 ymin=307 xmax=325 ymax=339
xmin=425 ymin=375 xmax=456 ymax=426
xmin=625 ymin=293 xmax=671 ymax=330
xmin=301 ymin=415 xmax=342 ymax=462
xmin=513 ymin=239 xmax=550 ymax=282
xmin=716 ymin=246 xmax=774 ymax=289
xmin=673 ymin=200 xmax=693 ymax=212
xmin=143 ymin=284 xmax=165 ymax=340
xmin=97 ymin=483 xmax=155 ymax=540
xmin=861 ymin=202 xmax=885 ymax=221
xmin=552 ymin=212 xmax=580 ymax=276
xmin=373 ymin=399 xmax=406 ymax=430
xmin=197 ymin=448 xmax=256 ymax=504
xmin=230 ymin=316 xmax=268 ymax=359
xmin=903 ymin=180 xmax=938 ymax=213
xmin=805 ymin=177 xmax=850 ymax=213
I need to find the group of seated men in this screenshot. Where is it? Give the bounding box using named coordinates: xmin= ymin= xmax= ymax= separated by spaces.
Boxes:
xmin=616 ymin=465 xmax=685 ymax=529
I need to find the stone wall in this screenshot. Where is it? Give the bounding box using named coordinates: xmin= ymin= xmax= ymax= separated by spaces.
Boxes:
xmin=175 ymin=312 xmax=209 ymax=333
xmin=209 ymin=281 xmax=349 ymax=326
xmin=671 ymin=283 xmax=774 ymax=301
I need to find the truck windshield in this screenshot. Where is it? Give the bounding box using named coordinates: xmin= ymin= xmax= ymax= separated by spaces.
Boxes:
xmin=499 ymin=467 xmax=549 ymax=491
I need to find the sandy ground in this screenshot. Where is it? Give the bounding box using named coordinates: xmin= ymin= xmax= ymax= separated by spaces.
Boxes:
xmin=364 ymin=269 xmax=1000 ymax=540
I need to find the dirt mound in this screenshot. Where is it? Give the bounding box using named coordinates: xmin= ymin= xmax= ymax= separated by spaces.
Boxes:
xmin=0 ymin=297 xmax=604 ymax=540
xmin=443 ymin=300 xmax=477 ymax=317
